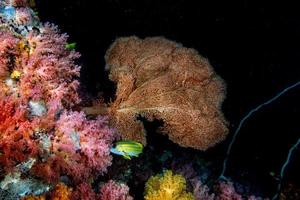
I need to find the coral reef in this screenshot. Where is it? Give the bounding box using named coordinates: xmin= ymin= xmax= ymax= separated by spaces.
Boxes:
xmin=0 ymin=0 xmax=115 ymax=198
xmin=0 ymin=21 xmax=115 ymax=183
xmin=1 ymin=0 xmax=298 ymax=199
xmin=105 ymin=36 xmax=228 ymax=150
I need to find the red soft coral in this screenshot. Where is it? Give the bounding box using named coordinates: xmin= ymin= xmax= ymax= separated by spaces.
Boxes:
xmin=0 ymin=98 xmax=38 ymax=170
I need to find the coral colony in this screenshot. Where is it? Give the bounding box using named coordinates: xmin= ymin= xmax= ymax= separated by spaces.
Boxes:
xmin=0 ymin=0 xmax=299 ymax=199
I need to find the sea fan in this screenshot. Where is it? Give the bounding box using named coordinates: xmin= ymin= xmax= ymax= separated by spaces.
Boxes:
xmin=105 ymin=36 xmax=228 ymax=150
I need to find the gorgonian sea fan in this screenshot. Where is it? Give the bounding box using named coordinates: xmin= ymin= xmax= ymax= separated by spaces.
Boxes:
xmin=105 ymin=36 xmax=228 ymax=150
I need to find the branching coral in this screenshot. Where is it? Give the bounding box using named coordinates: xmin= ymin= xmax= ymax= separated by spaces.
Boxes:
xmin=105 ymin=36 xmax=228 ymax=150
xmin=144 ymin=170 xmax=194 ymax=200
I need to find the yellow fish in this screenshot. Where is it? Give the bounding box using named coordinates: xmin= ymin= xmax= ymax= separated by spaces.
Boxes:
xmin=110 ymin=140 xmax=143 ymax=160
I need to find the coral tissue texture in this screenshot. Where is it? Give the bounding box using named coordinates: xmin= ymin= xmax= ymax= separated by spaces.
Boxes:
xmin=105 ymin=37 xmax=228 ymax=150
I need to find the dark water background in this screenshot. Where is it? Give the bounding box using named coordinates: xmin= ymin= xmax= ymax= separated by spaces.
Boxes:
xmin=35 ymin=0 xmax=300 ymax=197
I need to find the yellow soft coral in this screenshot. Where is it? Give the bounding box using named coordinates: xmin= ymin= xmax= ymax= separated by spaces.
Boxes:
xmin=145 ymin=170 xmax=194 ymax=200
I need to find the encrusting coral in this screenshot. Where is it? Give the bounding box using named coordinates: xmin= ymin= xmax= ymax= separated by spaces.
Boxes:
xmin=104 ymin=36 xmax=228 ymax=150
xmin=144 ymin=170 xmax=194 ymax=200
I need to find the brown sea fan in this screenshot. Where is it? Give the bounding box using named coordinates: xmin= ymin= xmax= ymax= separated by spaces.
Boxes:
xmin=105 ymin=36 xmax=228 ymax=150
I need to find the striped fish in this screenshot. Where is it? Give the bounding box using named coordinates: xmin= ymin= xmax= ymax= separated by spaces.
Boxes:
xmin=110 ymin=140 xmax=143 ymax=160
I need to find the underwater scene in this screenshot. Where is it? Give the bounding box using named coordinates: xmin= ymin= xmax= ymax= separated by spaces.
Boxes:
xmin=0 ymin=0 xmax=299 ymax=199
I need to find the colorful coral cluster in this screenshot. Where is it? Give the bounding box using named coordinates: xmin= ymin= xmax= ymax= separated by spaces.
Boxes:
xmin=22 ymin=181 xmax=133 ymax=200
xmin=144 ymin=170 xmax=264 ymax=200
xmin=0 ymin=0 xmax=117 ymax=198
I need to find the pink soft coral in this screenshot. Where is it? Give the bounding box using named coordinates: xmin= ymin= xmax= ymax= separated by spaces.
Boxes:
xmin=34 ymin=111 xmax=115 ymax=183
xmin=71 ymin=183 xmax=96 ymax=200
xmin=71 ymin=181 xmax=133 ymax=200
xmin=0 ymin=30 xmax=20 ymax=80
xmin=215 ymin=182 xmax=242 ymax=200
xmin=0 ymin=24 xmax=80 ymax=106
xmin=18 ymin=23 xmax=81 ymax=105
xmin=98 ymin=180 xmax=133 ymax=200
xmin=0 ymin=24 xmax=115 ymax=185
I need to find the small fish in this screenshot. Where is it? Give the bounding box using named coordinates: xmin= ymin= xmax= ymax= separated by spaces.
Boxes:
xmin=10 ymin=70 xmax=21 ymax=79
xmin=110 ymin=140 xmax=143 ymax=160
xmin=65 ymin=42 xmax=76 ymax=50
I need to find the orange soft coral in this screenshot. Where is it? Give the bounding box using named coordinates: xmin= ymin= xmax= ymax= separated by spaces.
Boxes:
xmin=105 ymin=37 xmax=228 ymax=150
xmin=50 ymin=183 xmax=72 ymax=200
xmin=22 ymin=183 xmax=72 ymax=200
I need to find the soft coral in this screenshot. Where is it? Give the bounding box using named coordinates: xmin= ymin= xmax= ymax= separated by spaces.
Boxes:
xmin=0 ymin=98 xmax=38 ymax=170
xmin=33 ymin=111 xmax=115 ymax=183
